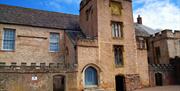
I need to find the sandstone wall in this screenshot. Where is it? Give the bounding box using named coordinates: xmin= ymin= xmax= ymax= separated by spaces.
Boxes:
xmin=0 ymin=24 xmax=65 ymax=66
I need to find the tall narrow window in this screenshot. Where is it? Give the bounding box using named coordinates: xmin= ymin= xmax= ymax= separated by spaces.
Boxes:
xmin=155 ymin=47 xmax=161 ymax=63
xmin=2 ymin=28 xmax=15 ymax=50
xmin=114 ymin=45 xmax=124 ymax=66
xmin=50 ymin=33 xmax=60 ymax=52
xmin=112 ymin=22 xmax=123 ymax=38
xmin=85 ymin=67 xmax=98 ymax=86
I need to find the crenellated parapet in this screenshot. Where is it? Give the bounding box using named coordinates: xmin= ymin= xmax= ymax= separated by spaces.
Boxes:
xmin=149 ymin=64 xmax=175 ymax=71
xmin=0 ymin=62 xmax=77 ymax=73
xmin=149 ymin=29 xmax=180 ymax=41
xmin=77 ymin=37 xmax=98 ymax=47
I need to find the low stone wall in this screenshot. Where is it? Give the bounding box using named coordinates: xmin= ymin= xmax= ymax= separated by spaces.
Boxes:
xmin=149 ymin=64 xmax=176 ymax=86
xmin=0 ymin=63 xmax=77 ymax=91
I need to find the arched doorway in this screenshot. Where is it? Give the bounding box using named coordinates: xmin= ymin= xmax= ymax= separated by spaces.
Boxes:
xmin=155 ymin=73 xmax=163 ymax=86
xmin=53 ymin=75 xmax=65 ymax=91
xmin=115 ymin=75 xmax=125 ymax=91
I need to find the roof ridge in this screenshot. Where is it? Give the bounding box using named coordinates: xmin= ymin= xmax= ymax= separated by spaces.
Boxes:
xmin=0 ymin=4 xmax=79 ymax=16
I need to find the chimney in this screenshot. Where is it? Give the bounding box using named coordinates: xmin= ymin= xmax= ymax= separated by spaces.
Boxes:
xmin=137 ymin=15 xmax=142 ymax=24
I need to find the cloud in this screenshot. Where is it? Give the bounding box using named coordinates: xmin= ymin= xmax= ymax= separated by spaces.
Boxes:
xmin=133 ymin=0 xmax=180 ymax=30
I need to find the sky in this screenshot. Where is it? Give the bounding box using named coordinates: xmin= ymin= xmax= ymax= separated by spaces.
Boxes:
xmin=0 ymin=0 xmax=179 ymax=30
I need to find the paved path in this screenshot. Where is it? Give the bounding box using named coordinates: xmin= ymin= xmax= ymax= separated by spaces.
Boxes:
xmin=135 ymin=86 xmax=180 ymax=91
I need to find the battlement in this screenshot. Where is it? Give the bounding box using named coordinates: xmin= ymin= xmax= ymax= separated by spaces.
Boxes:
xmin=77 ymin=37 xmax=98 ymax=47
xmin=149 ymin=64 xmax=175 ymax=71
xmin=0 ymin=62 xmax=77 ymax=73
xmin=150 ymin=29 xmax=180 ymax=40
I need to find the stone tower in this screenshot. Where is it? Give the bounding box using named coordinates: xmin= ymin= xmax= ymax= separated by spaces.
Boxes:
xmin=77 ymin=0 xmax=149 ymax=91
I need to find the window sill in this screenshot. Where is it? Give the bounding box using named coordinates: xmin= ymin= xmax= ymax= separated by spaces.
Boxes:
xmin=137 ymin=48 xmax=147 ymax=50
xmin=115 ymin=64 xmax=124 ymax=68
xmin=0 ymin=49 xmax=15 ymax=52
xmin=85 ymin=85 xmax=98 ymax=89
xmin=112 ymin=37 xmax=124 ymax=40
xmin=49 ymin=51 xmax=60 ymax=53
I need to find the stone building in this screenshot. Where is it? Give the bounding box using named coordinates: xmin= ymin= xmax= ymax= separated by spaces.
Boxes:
xmin=148 ymin=30 xmax=180 ymax=86
xmin=0 ymin=0 xmax=163 ymax=91
xmin=134 ymin=15 xmax=180 ymax=87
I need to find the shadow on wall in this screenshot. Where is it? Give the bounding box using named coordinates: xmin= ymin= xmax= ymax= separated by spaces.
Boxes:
xmin=170 ymin=56 xmax=180 ymax=85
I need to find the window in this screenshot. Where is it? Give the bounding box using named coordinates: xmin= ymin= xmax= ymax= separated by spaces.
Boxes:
xmin=2 ymin=28 xmax=15 ymax=50
xmin=49 ymin=33 xmax=60 ymax=52
xmin=137 ymin=37 xmax=146 ymax=49
xmin=86 ymin=6 xmax=92 ymax=21
xmin=112 ymin=22 xmax=123 ymax=38
xmin=85 ymin=67 xmax=98 ymax=86
xmin=114 ymin=45 xmax=124 ymax=66
xmin=155 ymin=47 xmax=161 ymax=63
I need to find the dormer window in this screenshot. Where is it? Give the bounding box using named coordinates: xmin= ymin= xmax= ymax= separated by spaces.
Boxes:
xmin=137 ymin=37 xmax=146 ymax=49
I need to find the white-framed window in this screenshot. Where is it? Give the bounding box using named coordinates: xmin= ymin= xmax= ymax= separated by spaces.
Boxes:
xmin=49 ymin=33 xmax=60 ymax=52
xmin=85 ymin=67 xmax=98 ymax=87
xmin=2 ymin=28 xmax=15 ymax=50
xmin=112 ymin=22 xmax=123 ymax=38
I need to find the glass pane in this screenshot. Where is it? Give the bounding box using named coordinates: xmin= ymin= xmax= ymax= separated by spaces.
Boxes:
xmin=3 ymin=29 xmax=15 ymax=50
xmin=50 ymin=33 xmax=60 ymax=52
xmin=85 ymin=67 xmax=97 ymax=86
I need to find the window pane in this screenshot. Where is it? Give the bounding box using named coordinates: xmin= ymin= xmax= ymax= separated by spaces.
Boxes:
xmin=114 ymin=46 xmax=123 ymax=66
xmin=3 ymin=29 xmax=15 ymax=50
xmin=85 ymin=67 xmax=98 ymax=86
xmin=112 ymin=22 xmax=123 ymax=38
xmin=50 ymin=33 xmax=60 ymax=52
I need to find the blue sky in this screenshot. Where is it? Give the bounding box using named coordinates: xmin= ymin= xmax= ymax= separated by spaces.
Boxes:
xmin=0 ymin=0 xmax=179 ymax=30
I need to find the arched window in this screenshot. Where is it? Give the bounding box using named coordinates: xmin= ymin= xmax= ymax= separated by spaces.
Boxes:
xmin=85 ymin=67 xmax=98 ymax=86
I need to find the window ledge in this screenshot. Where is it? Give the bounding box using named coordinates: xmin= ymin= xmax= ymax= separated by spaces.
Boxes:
xmin=137 ymin=48 xmax=147 ymax=50
xmin=115 ymin=65 xmax=124 ymax=68
xmin=0 ymin=49 xmax=15 ymax=52
xmin=112 ymin=37 xmax=123 ymax=40
xmin=85 ymin=85 xmax=98 ymax=89
xmin=49 ymin=51 xmax=60 ymax=53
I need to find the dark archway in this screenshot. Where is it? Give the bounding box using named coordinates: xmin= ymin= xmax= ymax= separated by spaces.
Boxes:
xmin=115 ymin=75 xmax=125 ymax=91
xmin=155 ymin=73 xmax=163 ymax=86
xmin=53 ymin=75 xmax=65 ymax=91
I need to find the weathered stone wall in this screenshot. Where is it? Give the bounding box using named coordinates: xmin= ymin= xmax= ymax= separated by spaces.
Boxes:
xmin=0 ymin=24 xmax=65 ymax=66
xmin=77 ymin=0 xmax=144 ymax=91
xmin=148 ymin=30 xmax=180 ymax=64
xmin=0 ymin=64 xmax=77 ymax=91
xmin=80 ymin=0 xmax=98 ymax=37
xmin=137 ymin=49 xmax=150 ymax=87
xmin=149 ymin=64 xmax=176 ymax=86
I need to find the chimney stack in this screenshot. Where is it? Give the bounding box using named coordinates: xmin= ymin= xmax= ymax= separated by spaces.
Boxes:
xmin=137 ymin=15 xmax=142 ymax=24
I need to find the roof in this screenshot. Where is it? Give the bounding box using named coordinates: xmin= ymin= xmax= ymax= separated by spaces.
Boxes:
xmin=0 ymin=4 xmax=79 ymax=30
xmin=134 ymin=23 xmax=157 ymax=37
xmin=0 ymin=4 xmax=158 ymax=38
xmin=66 ymin=30 xmax=86 ymax=45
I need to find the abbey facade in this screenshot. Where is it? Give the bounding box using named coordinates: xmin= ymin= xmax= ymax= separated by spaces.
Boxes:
xmin=0 ymin=0 xmax=179 ymax=91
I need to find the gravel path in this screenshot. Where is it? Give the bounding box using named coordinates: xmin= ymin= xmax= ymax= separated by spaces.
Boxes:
xmin=135 ymin=86 xmax=180 ymax=91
